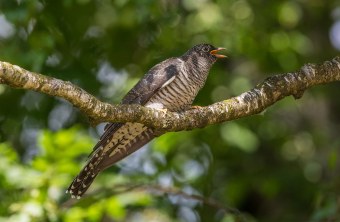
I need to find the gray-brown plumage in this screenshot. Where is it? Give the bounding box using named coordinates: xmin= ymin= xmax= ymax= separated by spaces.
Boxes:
xmin=66 ymin=43 xmax=226 ymax=198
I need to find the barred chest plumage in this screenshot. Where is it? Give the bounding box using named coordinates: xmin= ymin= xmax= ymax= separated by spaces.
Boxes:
xmin=146 ymin=58 xmax=210 ymax=112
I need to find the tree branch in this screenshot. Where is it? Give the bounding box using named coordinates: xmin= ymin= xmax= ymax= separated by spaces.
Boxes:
xmin=1 ymin=57 xmax=340 ymax=132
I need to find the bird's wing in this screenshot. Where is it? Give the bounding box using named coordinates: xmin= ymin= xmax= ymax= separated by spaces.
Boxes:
xmin=122 ymin=57 xmax=180 ymax=104
xmin=90 ymin=57 xmax=181 ymax=154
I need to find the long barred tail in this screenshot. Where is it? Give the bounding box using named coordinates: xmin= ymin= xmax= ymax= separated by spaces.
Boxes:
xmin=66 ymin=123 xmax=156 ymax=199
xmin=66 ymin=146 xmax=105 ymax=199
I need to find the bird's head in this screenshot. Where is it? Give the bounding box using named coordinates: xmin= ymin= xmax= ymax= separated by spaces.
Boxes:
xmin=194 ymin=43 xmax=226 ymax=60
xmin=182 ymin=43 xmax=227 ymax=69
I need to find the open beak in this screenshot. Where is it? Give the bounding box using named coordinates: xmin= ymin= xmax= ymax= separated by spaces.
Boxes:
xmin=210 ymin=47 xmax=227 ymax=58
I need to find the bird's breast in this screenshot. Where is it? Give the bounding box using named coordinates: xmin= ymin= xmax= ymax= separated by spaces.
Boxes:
xmin=147 ymin=69 xmax=206 ymax=111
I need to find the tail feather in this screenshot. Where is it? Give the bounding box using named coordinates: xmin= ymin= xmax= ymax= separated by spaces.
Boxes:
xmin=67 ymin=171 xmax=99 ymax=198
xmin=66 ymin=147 xmax=104 ymax=198
xmin=66 ymin=124 xmax=156 ymax=199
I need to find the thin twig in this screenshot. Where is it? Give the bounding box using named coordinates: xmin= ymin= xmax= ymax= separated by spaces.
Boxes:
xmin=61 ymin=183 xmax=241 ymax=217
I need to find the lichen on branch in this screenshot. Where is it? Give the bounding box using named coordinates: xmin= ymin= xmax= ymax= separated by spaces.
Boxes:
xmin=1 ymin=57 xmax=340 ymax=132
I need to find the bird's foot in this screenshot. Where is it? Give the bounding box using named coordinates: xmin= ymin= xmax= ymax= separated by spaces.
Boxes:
xmin=190 ymin=105 xmax=202 ymax=110
xmin=158 ymin=108 xmax=168 ymax=114
xmin=146 ymin=102 xmax=168 ymax=113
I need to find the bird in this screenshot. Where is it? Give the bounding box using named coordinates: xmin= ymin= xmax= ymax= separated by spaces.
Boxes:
xmin=66 ymin=43 xmax=226 ymax=199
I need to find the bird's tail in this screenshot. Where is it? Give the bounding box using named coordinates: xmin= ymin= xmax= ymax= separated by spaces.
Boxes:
xmin=66 ymin=123 xmax=156 ymax=199
xmin=66 ymin=147 xmax=104 ymax=199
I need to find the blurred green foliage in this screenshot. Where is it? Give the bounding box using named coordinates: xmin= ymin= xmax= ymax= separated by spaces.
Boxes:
xmin=0 ymin=0 xmax=340 ymax=221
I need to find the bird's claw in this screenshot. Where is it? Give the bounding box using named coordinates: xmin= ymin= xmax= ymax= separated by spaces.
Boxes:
xmin=157 ymin=108 xmax=168 ymax=114
xmin=190 ymin=105 xmax=202 ymax=110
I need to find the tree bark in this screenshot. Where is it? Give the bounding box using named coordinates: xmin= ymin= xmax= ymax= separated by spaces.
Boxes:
xmin=1 ymin=57 xmax=340 ymax=132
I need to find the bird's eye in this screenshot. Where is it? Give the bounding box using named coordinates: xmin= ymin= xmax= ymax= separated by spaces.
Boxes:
xmin=202 ymin=46 xmax=210 ymax=52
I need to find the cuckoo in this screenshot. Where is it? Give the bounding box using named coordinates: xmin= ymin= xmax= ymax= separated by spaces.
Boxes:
xmin=66 ymin=43 xmax=226 ymax=198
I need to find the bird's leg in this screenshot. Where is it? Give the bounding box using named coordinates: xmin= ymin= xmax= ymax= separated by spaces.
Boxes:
xmin=190 ymin=105 xmax=203 ymax=109
xmin=159 ymin=108 xmax=168 ymax=113
xmin=146 ymin=102 xmax=168 ymax=113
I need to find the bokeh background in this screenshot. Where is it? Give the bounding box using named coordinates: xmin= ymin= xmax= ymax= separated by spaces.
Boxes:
xmin=1 ymin=0 xmax=340 ymax=221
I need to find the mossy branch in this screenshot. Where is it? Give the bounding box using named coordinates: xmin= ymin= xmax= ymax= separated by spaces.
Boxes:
xmin=1 ymin=57 xmax=340 ymax=132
